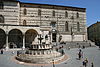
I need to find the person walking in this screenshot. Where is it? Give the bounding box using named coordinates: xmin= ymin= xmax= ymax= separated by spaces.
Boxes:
xmin=82 ymin=45 xmax=85 ymax=49
xmin=84 ymin=58 xmax=88 ymax=67
xmin=91 ymin=62 xmax=94 ymax=67
xmin=78 ymin=49 xmax=83 ymax=60
xmin=78 ymin=51 xmax=82 ymax=60
xmin=1 ymin=49 xmax=3 ymax=54
xmin=68 ymin=47 xmax=70 ymax=50
xmin=82 ymin=60 xmax=85 ymax=67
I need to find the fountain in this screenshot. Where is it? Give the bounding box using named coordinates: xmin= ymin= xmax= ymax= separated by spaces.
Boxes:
xmin=15 ymin=34 xmax=65 ymax=64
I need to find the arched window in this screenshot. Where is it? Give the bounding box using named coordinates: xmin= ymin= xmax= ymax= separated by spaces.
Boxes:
xmin=0 ymin=1 xmax=4 ymax=9
xmin=52 ymin=10 xmax=55 ymax=17
xmin=65 ymin=11 xmax=68 ymax=17
xmin=77 ymin=22 xmax=80 ymax=31
xmin=76 ymin=12 xmax=79 ymax=18
xmin=38 ymin=9 xmax=41 ymax=16
xmin=23 ymin=8 xmax=27 ymax=15
xmin=23 ymin=20 xmax=26 ymax=25
xmin=0 ymin=15 xmax=4 ymax=23
xmin=65 ymin=21 xmax=69 ymax=31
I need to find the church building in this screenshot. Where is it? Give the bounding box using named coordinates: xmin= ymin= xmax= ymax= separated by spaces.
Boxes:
xmin=0 ymin=0 xmax=87 ymax=49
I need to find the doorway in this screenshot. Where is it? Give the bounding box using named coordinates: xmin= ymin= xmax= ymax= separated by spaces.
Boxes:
xmin=52 ymin=33 xmax=56 ymax=42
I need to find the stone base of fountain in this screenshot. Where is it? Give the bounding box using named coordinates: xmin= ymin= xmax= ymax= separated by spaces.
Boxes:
xmin=15 ymin=34 xmax=65 ymax=64
xmin=16 ymin=49 xmax=64 ymax=64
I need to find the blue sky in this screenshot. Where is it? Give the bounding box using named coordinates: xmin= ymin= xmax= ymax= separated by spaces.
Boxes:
xmin=20 ymin=0 xmax=100 ymax=27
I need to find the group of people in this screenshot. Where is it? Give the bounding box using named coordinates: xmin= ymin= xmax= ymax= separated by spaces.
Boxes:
xmin=82 ymin=58 xmax=94 ymax=67
xmin=78 ymin=49 xmax=94 ymax=67
xmin=82 ymin=58 xmax=88 ymax=67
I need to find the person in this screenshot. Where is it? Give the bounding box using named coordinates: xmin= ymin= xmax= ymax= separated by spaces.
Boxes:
xmin=68 ymin=47 xmax=70 ymax=50
xmin=79 ymin=49 xmax=82 ymax=52
xmin=82 ymin=45 xmax=85 ymax=49
xmin=84 ymin=58 xmax=88 ymax=67
xmin=82 ymin=60 xmax=85 ymax=67
xmin=79 ymin=45 xmax=81 ymax=49
xmin=89 ymin=43 xmax=91 ymax=47
xmin=17 ymin=51 xmax=19 ymax=56
xmin=78 ymin=49 xmax=83 ymax=60
xmin=91 ymin=62 xmax=94 ymax=67
xmin=41 ymin=66 xmax=43 ymax=67
xmin=1 ymin=49 xmax=3 ymax=54
xmin=78 ymin=51 xmax=82 ymax=60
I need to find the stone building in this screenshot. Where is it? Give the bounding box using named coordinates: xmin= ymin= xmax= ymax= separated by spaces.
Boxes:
xmin=0 ymin=0 xmax=87 ymax=49
xmin=87 ymin=21 xmax=100 ymax=46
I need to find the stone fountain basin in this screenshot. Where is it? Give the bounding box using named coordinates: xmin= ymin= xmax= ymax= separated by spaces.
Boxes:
xmin=16 ymin=50 xmax=64 ymax=64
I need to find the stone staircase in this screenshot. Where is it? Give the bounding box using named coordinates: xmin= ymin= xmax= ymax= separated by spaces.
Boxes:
xmin=65 ymin=41 xmax=96 ymax=49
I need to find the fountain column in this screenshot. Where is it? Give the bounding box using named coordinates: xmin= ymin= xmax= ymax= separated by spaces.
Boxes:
xmin=38 ymin=34 xmax=43 ymax=45
xmin=22 ymin=34 xmax=25 ymax=49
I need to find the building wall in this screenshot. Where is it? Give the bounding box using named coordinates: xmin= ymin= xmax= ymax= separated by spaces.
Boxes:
xmin=20 ymin=3 xmax=87 ymax=41
xmin=88 ymin=22 xmax=100 ymax=44
xmin=0 ymin=1 xmax=19 ymax=25
xmin=0 ymin=1 xmax=87 ymax=42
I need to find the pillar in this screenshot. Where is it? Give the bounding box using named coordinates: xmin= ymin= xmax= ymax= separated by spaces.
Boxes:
xmin=57 ymin=34 xmax=59 ymax=44
xmin=83 ymin=34 xmax=84 ymax=41
xmin=51 ymin=33 xmax=52 ymax=43
xmin=6 ymin=34 xmax=9 ymax=50
xmin=22 ymin=34 xmax=25 ymax=49
xmin=17 ymin=2 xmax=20 ymax=25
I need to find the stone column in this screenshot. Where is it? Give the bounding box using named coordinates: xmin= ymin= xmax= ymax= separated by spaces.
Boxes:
xmin=5 ymin=26 xmax=9 ymax=50
xmin=22 ymin=34 xmax=25 ymax=49
xmin=51 ymin=33 xmax=52 ymax=43
xmin=83 ymin=34 xmax=84 ymax=41
xmin=17 ymin=2 xmax=20 ymax=25
xmin=6 ymin=34 xmax=9 ymax=50
xmin=56 ymin=34 xmax=59 ymax=44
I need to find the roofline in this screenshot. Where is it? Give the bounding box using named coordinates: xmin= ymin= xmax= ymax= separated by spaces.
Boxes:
xmin=88 ymin=21 xmax=100 ymax=28
xmin=2 ymin=0 xmax=86 ymax=12
xmin=20 ymin=2 xmax=86 ymax=12
xmin=20 ymin=2 xmax=86 ymax=9
xmin=3 ymin=0 xmax=20 ymax=2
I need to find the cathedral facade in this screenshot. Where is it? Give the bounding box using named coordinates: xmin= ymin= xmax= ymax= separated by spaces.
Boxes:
xmin=0 ymin=0 xmax=87 ymax=49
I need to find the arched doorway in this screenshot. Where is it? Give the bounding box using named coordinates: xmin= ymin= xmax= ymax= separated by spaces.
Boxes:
xmin=8 ymin=29 xmax=23 ymax=48
xmin=0 ymin=29 xmax=6 ymax=49
xmin=25 ymin=29 xmax=38 ymax=48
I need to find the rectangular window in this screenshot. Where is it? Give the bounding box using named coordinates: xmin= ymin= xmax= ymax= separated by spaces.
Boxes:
xmin=38 ymin=9 xmax=41 ymax=16
xmin=65 ymin=11 xmax=68 ymax=18
xmin=65 ymin=22 xmax=69 ymax=31
xmin=77 ymin=12 xmax=79 ymax=18
xmin=77 ymin=22 xmax=80 ymax=31
xmin=0 ymin=1 xmax=4 ymax=9
xmin=23 ymin=8 xmax=27 ymax=15
xmin=52 ymin=11 xmax=55 ymax=17
xmin=50 ymin=21 xmax=56 ymax=27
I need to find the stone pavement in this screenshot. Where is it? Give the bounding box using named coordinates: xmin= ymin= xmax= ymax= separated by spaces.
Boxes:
xmin=0 ymin=47 xmax=100 ymax=67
